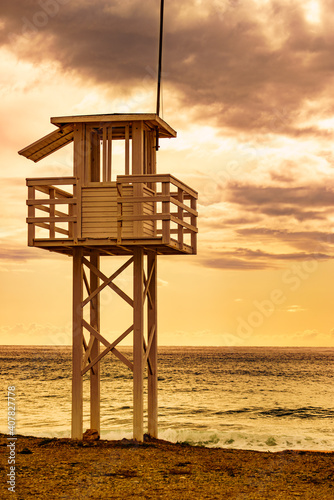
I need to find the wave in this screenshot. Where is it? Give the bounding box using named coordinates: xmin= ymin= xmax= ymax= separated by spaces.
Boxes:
xmin=258 ymin=406 xmax=334 ymax=419
xmin=213 ymin=406 xmax=334 ymax=419
xmin=1 ymin=425 xmax=333 ymax=453
xmin=150 ymin=428 xmax=334 ymax=452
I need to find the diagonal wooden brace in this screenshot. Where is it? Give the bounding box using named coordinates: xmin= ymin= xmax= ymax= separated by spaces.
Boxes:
xmin=82 ymin=335 xmax=95 ymax=375
xmin=82 ymin=333 xmax=96 ymax=370
xmin=81 ymin=324 xmax=134 ymax=375
xmin=82 ymin=256 xmax=134 ymax=308
xmin=143 ymin=261 xmax=155 ymax=308
xmin=143 ymin=324 xmax=156 ymax=375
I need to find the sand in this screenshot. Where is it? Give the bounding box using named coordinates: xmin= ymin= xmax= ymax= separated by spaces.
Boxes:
xmin=1 ymin=433 xmax=333 ymax=499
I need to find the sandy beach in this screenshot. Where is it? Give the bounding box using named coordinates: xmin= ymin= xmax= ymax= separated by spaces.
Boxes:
xmin=1 ymin=433 xmax=333 ymax=499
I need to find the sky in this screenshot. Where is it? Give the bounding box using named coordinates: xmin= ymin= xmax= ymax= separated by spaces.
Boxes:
xmin=1 ymin=0 xmax=334 ymax=346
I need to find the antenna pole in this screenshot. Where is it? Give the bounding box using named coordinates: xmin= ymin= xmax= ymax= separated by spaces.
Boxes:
xmin=156 ymin=0 xmax=164 ymax=117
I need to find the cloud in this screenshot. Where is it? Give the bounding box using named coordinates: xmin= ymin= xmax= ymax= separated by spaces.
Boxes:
xmin=1 ymin=0 xmax=161 ymax=89
xmin=236 ymin=228 xmax=334 ymax=254
xmin=157 ymin=278 xmax=168 ymax=287
xmin=284 ymin=304 xmax=306 ymax=313
xmin=202 ymin=256 xmax=272 ymax=270
xmin=226 ymin=182 xmax=334 ymax=211
xmin=0 ymin=245 xmax=39 ymax=261
xmin=201 ymin=247 xmax=333 ymax=270
xmin=1 ymin=0 xmax=334 ymax=136
xmin=292 ymin=329 xmax=320 ymax=341
xmin=197 ymin=173 xmax=334 ymax=269
xmin=247 ymin=328 xmax=333 ymax=346
xmin=203 ymin=214 xmax=264 ymax=229
xmin=0 ymin=323 xmax=71 ymax=345
xmin=0 ymin=242 xmax=62 ymax=263
xmin=2 ymin=0 xmax=334 ymax=275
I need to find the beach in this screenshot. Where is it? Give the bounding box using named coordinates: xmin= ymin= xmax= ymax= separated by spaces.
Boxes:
xmin=1 ymin=433 xmax=333 ymax=499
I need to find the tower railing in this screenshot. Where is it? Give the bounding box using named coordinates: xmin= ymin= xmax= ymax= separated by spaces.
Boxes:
xmin=26 ymin=174 xmax=198 ymax=253
xmin=26 ymin=177 xmax=78 ymax=244
xmin=117 ymin=174 xmax=198 ymax=253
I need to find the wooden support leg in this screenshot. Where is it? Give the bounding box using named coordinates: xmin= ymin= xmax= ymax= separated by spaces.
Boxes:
xmin=72 ymin=248 xmax=84 ymax=439
xmin=90 ymin=251 xmax=100 ymax=433
xmin=133 ymin=248 xmax=144 ymax=441
xmin=147 ymin=252 xmax=158 ymax=438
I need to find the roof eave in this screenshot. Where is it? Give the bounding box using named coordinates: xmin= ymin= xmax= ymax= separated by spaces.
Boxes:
xmin=51 ymin=113 xmax=177 ymax=138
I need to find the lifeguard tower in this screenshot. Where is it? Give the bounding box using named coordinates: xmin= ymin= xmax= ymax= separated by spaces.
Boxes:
xmin=19 ymin=113 xmax=198 ymax=440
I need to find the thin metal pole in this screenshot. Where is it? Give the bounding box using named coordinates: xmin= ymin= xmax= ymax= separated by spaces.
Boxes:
xmin=156 ymin=0 xmax=164 ymax=117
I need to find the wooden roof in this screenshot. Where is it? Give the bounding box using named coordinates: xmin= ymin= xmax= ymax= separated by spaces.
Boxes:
xmin=19 ymin=113 xmax=176 ymax=163
xmin=51 ymin=113 xmax=177 ymax=138
xmin=18 ymin=125 xmax=74 ymax=163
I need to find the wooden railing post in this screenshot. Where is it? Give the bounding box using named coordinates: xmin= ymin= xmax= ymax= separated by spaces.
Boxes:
xmin=117 ymin=180 xmax=123 ymax=244
xmin=27 ymin=185 xmax=35 ymax=245
xmin=191 ymin=196 xmax=197 ymax=254
xmin=69 ymin=181 xmax=76 ymax=240
xmin=162 ymin=180 xmax=170 ymax=245
xmin=49 ymin=187 xmax=56 ymax=238
xmin=153 ymin=181 xmax=157 ymax=237
xmin=177 ymin=187 xmax=184 ymax=250
xmin=75 ymin=179 xmax=81 ymax=240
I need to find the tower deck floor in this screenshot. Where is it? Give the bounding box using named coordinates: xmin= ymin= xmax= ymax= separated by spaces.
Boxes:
xmin=31 ymin=237 xmax=194 ymax=256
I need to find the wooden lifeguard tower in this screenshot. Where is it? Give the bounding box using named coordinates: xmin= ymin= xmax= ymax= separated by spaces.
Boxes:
xmin=19 ymin=113 xmax=198 ymax=440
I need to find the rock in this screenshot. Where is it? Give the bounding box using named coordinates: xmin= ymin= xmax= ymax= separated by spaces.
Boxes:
xmin=83 ymin=429 xmax=100 ymax=442
xmin=19 ymin=447 xmax=33 ymax=454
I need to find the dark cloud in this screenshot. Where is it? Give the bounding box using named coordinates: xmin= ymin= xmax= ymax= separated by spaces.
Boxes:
xmin=200 ymin=179 xmax=334 ymax=227
xmin=237 ymin=228 xmax=334 ymax=253
xmin=201 ymin=256 xmax=273 ymax=271
xmin=201 ymin=247 xmax=333 ymax=270
xmin=235 ymin=247 xmax=332 ymax=261
xmin=2 ymin=0 xmax=334 ymax=272
xmin=255 ymin=206 xmax=326 ymax=222
xmin=1 ymin=1 xmax=334 ymax=135
xmin=1 ymin=0 xmax=161 ymax=87
xmin=0 ymin=244 xmax=54 ymax=261
xmin=269 ymin=171 xmax=296 ymax=184
xmin=224 ymin=181 xmax=334 ymax=221
xmin=198 ymin=177 xmax=334 ymax=268
xmin=219 ymin=215 xmax=263 ymax=226
xmin=226 ymin=182 xmax=334 ymax=208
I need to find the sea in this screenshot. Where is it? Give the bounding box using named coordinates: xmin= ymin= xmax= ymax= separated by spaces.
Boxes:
xmin=1 ymin=346 xmax=333 ymax=452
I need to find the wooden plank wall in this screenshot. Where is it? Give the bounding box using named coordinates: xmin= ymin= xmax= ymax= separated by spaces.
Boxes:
xmin=81 ymin=184 xmax=154 ymax=239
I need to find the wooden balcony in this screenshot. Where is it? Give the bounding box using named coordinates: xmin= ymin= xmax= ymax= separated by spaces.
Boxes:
xmin=26 ymin=175 xmax=198 ymax=256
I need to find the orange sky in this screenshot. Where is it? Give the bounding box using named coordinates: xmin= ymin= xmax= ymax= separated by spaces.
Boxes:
xmin=1 ymin=0 xmax=334 ymax=346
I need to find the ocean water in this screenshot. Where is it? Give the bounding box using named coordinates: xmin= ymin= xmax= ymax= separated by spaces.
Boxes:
xmin=1 ymin=345 xmax=333 ymax=452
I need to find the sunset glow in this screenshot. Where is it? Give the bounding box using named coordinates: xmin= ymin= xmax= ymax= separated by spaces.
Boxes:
xmin=1 ymin=0 xmax=334 ymax=347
